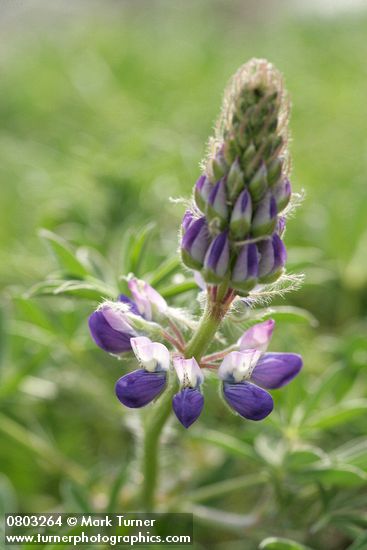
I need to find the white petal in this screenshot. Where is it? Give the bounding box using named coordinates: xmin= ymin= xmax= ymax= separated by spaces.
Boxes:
xmin=173 ymin=356 xmax=204 ymax=388
xmin=218 ymin=350 xmax=261 ymax=383
xmin=131 ymin=336 xmax=170 ymax=372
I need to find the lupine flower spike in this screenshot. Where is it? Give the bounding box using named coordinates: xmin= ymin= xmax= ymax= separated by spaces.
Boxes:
xmin=88 ymin=58 xmax=304 ymax=430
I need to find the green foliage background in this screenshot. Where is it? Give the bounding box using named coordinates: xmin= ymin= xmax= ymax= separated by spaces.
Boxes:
xmin=1 ymin=2 xmax=367 ymax=549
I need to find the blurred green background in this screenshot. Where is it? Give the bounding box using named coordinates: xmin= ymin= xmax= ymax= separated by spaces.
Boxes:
xmin=1 ymin=1 xmax=367 ymax=549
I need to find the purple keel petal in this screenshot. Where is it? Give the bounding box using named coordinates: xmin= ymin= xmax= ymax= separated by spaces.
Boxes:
xmin=223 ymin=381 xmax=273 ymax=421
xmin=172 ymin=388 xmax=204 ymax=428
xmin=251 ymin=353 xmax=303 ymax=389
xmin=115 ymin=369 xmax=167 ymax=408
xmin=118 ymin=294 xmax=140 ymax=316
xmin=88 ymin=310 xmax=134 ymax=354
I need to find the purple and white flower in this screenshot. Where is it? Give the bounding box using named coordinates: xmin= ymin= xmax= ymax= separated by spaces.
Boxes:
xmin=218 ymin=342 xmax=302 ymax=420
xmin=172 ymin=357 xmax=204 ymax=428
xmin=88 ymin=303 xmax=138 ymax=354
xmin=115 ymin=336 xmax=170 ymax=408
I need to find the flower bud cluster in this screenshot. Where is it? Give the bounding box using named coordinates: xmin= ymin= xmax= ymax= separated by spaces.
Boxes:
xmin=181 ymin=59 xmax=291 ymax=294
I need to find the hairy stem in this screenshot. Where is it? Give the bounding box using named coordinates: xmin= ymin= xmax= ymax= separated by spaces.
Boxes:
xmin=140 ymin=286 xmax=231 ymax=510
xmin=184 ymin=285 xmax=230 ymax=361
xmin=140 ymin=375 xmax=178 ymax=511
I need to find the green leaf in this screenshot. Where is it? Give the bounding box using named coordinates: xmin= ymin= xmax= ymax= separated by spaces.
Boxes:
xmin=258 ymin=306 xmax=318 ymax=327
xmin=285 ymin=446 xmax=327 ymax=471
xmin=303 ymin=400 xmax=367 ymax=432
xmin=148 ymin=256 xmax=181 ymax=287
xmin=13 ymin=297 xmax=51 ymax=330
xmin=60 ymin=479 xmax=91 ymax=513
xmin=259 ymin=537 xmax=313 ymax=550
xmin=189 ymin=429 xmax=257 ymax=460
xmin=26 ymin=278 xmax=117 ymax=301
xmin=296 ymin=464 xmax=367 ymax=487
xmin=347 ymin=531 xmax=367 ymax=550
xmin=159 ymin=280 xmax=197 ymax=298
xmin=331 ymin=437 xmax=367 ymax=470
xmin=127 ymin=222 xmax=155 ymax=275
xmin=39 ymin=229 xmax=89 ymax=278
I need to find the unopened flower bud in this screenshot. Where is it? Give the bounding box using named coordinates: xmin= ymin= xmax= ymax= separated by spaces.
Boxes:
xmin=242 ymin=143 xmax=256 ymax=165
xmin=181 ymin=217 xmax=210 ymax=270
xmin=203 ymin=231 xmax=230 ymax=283
xmin=251 ymin=193 xmax=277 ymax=237
xmin=128 ymin=277 xmax=167 ymax=321
xmin=273 ymin=178 xmax=291 ymax=212
xmin=194 ymin=175 xmax=212 ymax=213
xmin=248 ymin=162 xmax=268 ymax=202
xmin=207 ymin=179 xmax=228 ymax=228
xmin=230 ymin=243 xmax=258 ymax=293
xmin=238 ymin=319 xmax=275 ymax=351
xmin=227 ymin=158 xmax=244 ymax=201
xmin=267 ymin=157 xmax=283 ymax=186
xmin=182 ymin=210 xmax=195 ymax=233
xmin=258 ymin=234 xmax=287 ymax=283
xmin=230 ymin=189 xmax=252 ymax=240
xmin=209 ymin=149 xmax=228 ymax=182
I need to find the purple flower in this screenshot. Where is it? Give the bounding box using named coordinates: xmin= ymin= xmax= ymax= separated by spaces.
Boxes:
xmin=172 ymin=357 xmax=204 ymax=428
xmin=251 ymin=193 xmax=277 ymax=237
xmin=207 ymin=178 xmax=228 ymax=227
xmin=203 ymin=231 xmax=230 ymax=283
xmin=115 ymin=337 xmax=170 ymax=408
xmin=115 ymin=370 xmax=167 ymax=408
xmin=251 ymin=352 xmax=303 ymax=389
xmin=273 ymin=178 xmax=291 ymax=212
xmin=230 ymin=243 xmax=258 ymax=293
xmin=172 ymin=389 xmax=204 ymax=429
xmin=118 ymin=294 xmax=140 ymax=316
xmin=89 ymin=304 xmax=137 ymax=354
xmin=230 ymin=189 xmax=252 ymax=240
xmin=181 ymin=216 xmax=211 ymax=270
xmin=218 ymin=348 xmax=302 ymax=420
xmin=222 ymin=382 xmax=274 ymax=421
xmin=128 ymin=277 xmax=167 ymax=321
xmin=194 ymin=175 xmax=212 ymax=213
xmin=238 ymin=319 xmax=275 ymax=352
xmin=258 ymin=234 xmax=287 ymax=283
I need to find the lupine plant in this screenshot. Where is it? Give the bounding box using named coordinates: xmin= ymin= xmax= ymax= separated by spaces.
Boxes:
xmin=87 ymin=58 xmax=304 ymax=510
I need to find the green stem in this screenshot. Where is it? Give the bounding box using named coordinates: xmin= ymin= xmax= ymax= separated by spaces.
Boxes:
xmin=184 ymin=286 xmax=229 ymax=361
xmin=140 ymin=288 xmax=230 ymax=510
xmin=140 ymin=375 xmax=178 ymax=511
